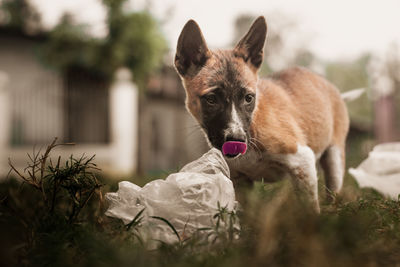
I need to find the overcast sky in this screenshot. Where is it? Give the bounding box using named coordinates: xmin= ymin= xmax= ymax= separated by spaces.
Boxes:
xmin=30 ymin=0 xmax=400 ymax=61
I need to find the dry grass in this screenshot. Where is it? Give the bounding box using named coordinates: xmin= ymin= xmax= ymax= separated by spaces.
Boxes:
xmin=1 ymin=138 xmax=400 ymax=267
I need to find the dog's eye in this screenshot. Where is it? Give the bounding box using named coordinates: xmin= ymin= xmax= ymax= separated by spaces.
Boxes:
xmin=245 ymin=94 xmax=254 ymax=103
xmin=204 ymin=94 xmax=217 ymax=105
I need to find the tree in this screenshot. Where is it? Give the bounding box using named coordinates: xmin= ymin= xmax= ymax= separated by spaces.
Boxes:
xmin=325 ymin=54 xmax=373 ymax=131
xmin=39 ymin=13 xmax=99 ymax=74
xmin=325 ymin=54 xmax=371 ymax=91
xmin=0 ymin=0 xmax=41 ymax=34
xmin=99 ymin=0 xmax=167 ymax=85
xmin=39 ymin=0 xmax=166 ymax=87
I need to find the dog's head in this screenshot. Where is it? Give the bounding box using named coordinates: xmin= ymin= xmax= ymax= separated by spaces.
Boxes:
xmin=174 ymin=16 xmax=267 ymax=158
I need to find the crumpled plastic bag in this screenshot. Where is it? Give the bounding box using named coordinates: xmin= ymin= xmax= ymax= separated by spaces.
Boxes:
xmin=105 ymin=148 xmax=239 ymax=244
xmin=349 ymin=142 xmax=400 ymax=199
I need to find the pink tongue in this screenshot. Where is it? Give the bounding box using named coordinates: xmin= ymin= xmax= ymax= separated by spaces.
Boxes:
xmin=222 ymin=141 xmax=247 ymax=156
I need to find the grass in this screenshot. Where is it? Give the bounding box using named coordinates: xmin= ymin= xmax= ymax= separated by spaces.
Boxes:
xmin=1 ymin=139 xmax=400 ymax=266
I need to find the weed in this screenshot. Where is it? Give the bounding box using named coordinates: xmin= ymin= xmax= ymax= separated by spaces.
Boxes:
xmin=7 ymin=138 xmax=102 ymax=224
xmin=1 ymin=139 xmax=400 ymax=266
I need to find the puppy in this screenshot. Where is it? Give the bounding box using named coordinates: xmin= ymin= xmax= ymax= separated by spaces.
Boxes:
xmin=174 ymin=16 xmax=349 ymax=212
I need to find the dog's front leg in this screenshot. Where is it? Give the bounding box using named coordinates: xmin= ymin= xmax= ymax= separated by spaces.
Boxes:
xmin=276 ymin=145 xmax=320 ymax=213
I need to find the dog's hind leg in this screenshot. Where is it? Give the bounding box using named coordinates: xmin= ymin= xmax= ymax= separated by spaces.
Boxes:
xmin=320 ymin=145 xmax=345 ymax=201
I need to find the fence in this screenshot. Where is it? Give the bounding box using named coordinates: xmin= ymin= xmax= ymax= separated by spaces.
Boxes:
xmin=9 ymin=70 xmax=110 ymax=146
xmin=1 ymin=68 xmax=138 ymax=178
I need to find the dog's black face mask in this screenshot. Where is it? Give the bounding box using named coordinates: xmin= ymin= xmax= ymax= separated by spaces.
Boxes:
xmin=174 ymin=17 xmax=266 ymax=157
xmin=199 ymin=67 xmax=256 ymax=153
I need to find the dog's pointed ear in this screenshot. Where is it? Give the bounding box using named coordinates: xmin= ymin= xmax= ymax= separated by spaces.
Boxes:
xmin=234 ymin=16 xmax=267 ymax=71
xmin=175 ymin=20 xmax=211 ymax=77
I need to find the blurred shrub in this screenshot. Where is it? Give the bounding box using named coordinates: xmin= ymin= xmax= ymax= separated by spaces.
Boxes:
xmin=0 ymin=0 xmax=41 ymax=33
xmin=41 ymin=0 xmax=166 ymax=87
xmin=325 ymin=54 xmax=374 ymax=131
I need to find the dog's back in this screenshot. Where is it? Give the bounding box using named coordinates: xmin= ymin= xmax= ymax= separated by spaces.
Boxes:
xmin=252 ymin=66 xmax=349 ymax=157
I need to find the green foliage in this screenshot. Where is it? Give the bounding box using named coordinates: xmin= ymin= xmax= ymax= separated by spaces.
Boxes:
xmin=39 ymin=14 xmax=100 ymax=74
xmin=101 ymin=10 xmax=167 ymax=86
xmin=39 ymin=0 xmax=166 ymax=86
xmin=325 ymin=54 xmax=371 ymax=91
xmin=325 ymin=54 xmax=374 ymax=130
xmin=0 ymin=0 xmax=41 ymax=32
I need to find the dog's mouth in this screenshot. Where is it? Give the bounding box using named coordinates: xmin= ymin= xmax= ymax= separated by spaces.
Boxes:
xmin=222 ymin=141 xmax=247 ymax=159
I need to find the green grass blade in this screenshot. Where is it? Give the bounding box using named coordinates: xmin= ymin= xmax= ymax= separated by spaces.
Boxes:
xmin=126 ymin=207 xmax=146 ymax=231
xmin=150 ymin=216 xmax=181 ymax=243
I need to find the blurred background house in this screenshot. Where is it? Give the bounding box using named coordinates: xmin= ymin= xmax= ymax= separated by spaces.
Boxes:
xmin=0 ymin=0 xmax=399 ymax=179
xmin=0 ymin=25 xmax=140 ymax=176
xmin=0 ymin=0 xmax=208 ymax=178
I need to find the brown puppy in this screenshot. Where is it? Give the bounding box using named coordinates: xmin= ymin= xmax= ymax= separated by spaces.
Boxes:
xmin=174 ymin=16 xmax=349 ymax=212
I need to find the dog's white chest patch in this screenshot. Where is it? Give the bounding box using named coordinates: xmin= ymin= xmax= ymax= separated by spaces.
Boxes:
xmin=226 ymin=145 xmax=318 ymax=182
xmin=227 ymin=149 xmax=288 ymax=182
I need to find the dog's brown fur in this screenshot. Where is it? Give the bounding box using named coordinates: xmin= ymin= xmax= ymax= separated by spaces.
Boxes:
xmin=252 ymin=67 xmax=349 ymax=157
xmin=174 ymin=16 xmax=349 ymax=211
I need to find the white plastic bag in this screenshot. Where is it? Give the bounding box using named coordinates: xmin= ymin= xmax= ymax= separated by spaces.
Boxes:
xmin=105 ymin=148 xmax=239 ymax=244
xmin=349 ymin=142 xmax=400 ymax=199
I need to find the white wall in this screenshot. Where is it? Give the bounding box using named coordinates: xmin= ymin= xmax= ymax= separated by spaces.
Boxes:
xmin=0 ymin=36 xmax=63 ymax=145
xmin=0 ymin=71 xmax=10 ymax=177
